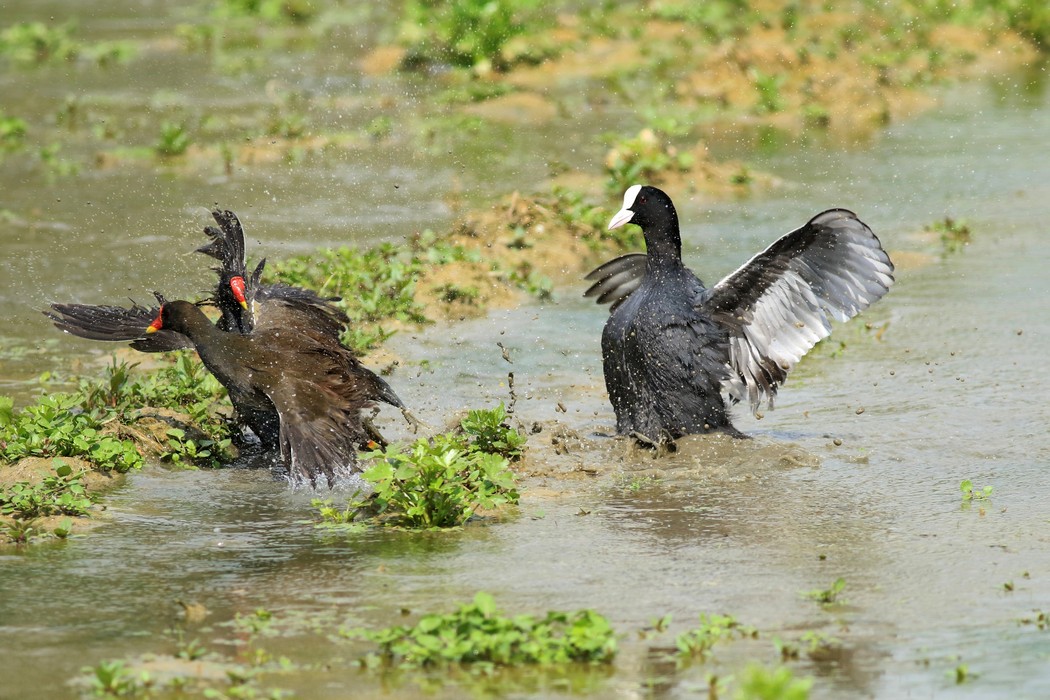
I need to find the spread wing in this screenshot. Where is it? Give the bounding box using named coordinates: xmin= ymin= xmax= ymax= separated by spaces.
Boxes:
xmin=703 ymin=208 xmax=894 ymax=412
xmin=261 ymin=342 xmax=374 ymax=489
xmin=45 ymin=300 xmax=192 ymax=352
xmin=583 ymin=253 xmax=648 ymax=312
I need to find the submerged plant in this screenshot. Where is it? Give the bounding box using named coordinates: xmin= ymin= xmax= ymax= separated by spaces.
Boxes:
xmin=676 ymin=613 xmax=757 ymax=660
xmin=926 ymin=216 xmax=972 ymax=255
xmin=346 ymin=591 xmax=617 ymax=669
xmin=802 ymin=577 xmax=846 ymax=606
xmin=733 ymin=663 xmax=813 ymax=700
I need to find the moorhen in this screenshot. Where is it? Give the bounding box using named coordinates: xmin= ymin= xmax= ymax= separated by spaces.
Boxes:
xmin=146 ymin=299 xmax=375 ymax=487
xmin=47 ymin=208 xmax=416 ymax=450
xmin=585 ymin=184 xmax=894 ymax=443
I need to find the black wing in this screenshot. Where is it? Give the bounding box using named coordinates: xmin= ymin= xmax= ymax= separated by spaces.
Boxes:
xmin=583 ymin=253 xmax=648 ymax=312
xmin=45 ymin=301 xmax=192 ymax=352
xmin=703 ymin=208 xmax=894 ymax=411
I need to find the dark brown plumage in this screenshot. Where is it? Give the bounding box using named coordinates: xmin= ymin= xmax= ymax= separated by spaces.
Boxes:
xmin=147 ymin=300 xmax=373 ymax=487
xmin=46 ymin=208 xmax=416 ymax=459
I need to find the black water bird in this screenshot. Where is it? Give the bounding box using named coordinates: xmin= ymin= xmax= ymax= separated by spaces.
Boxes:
xmin=585 ymin=185 xmax=894 ymax=442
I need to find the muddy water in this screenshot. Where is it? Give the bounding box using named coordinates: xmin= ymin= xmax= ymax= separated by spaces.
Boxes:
xmin=3 ymin=6 xmax=1050 ymax=699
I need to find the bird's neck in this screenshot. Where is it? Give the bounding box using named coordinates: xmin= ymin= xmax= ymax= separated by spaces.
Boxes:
xmin=644 ymin=223 xmax=684 ymax=272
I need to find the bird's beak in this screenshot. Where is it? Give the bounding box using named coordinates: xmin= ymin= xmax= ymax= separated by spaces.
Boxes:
xmin=608 ymin=206 xmax=634 ymax=230
xmin=146 ymin=318 xmax=162 ymax=334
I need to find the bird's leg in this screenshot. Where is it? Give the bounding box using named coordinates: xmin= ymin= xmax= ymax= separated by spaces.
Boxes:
xmin=400 ymin=407 xmax=430 ymax=434
xmin=362 ymin=408 xmax=389 ymax=449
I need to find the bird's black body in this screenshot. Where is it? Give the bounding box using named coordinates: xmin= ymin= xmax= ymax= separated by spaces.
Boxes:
xmin=587 ymin=185 xmax=894 ymax=442
xmin=601 ymin=239 xmax=737 ymax=440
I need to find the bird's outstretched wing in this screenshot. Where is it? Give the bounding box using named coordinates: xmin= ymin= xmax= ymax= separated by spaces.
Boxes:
xmin=583 ymin=253 xmax=648 ymax=312
xmin=45 ymin=300 xmax=192 ymax=352
xmin=703 ymin=209 xmax=894 ymax=411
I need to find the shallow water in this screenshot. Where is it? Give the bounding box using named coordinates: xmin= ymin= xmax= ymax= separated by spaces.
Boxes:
xmin=3 ymin=4 xmax=1050 ymax=698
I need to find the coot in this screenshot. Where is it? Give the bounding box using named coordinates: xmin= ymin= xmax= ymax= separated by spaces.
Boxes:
xmin=585 ymin=184 xmax=894 ymax=442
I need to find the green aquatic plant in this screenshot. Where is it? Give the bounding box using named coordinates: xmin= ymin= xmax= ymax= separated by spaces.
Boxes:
xmin=603 ymin=128 xmax=695 ymax=196
xmin=459 ymin=402 xmax=526 ymax=460
xmin=349 ymin=434 xmax=520 ymax=529
xmin=675 ymin=613 xmax=757 ymax=659
xmin=803 ymin=577 xmax=846 ymax=606
xmin=0 ymin=394 xmax=143 ymax=473
xmin=926 ymin=216 xmax=972 ymax=255
xmin=212 ymin=0 xmax=319 ymax=24
xmin=649 ymin=0 xmax=754 ymax=40
xmin=0 ymin=21 xmax=133 ymax=67
xmin=0 ymin=460 xmax=93 ymax=519
xmin=313 ymin=405 xmax=524 ymax=529
xmin=0 ymin=22 xmax=79 ymax=65
xmin=1019 ymin=610 xmax=1049 ymax=630
xmin=83 ymin=659 xmax=153 ymax=698
xmin=399 ymin=0 xmax=553 ymax=73
xmin=960 ymin=479 xmax=992 ymax=502
xmin=750 ymin=69 xmax=787 ymax=114
xmin=155 ymin=121 xmax=191 ymax=157
xmin=347 ymin=591 xmax=617 ymax=669
xmin=733 ymin=663 xmax=813 ymax=700
xmin=266 ymin=242 xmax=429 ymax=352
xmin=0 ymin=114 xmax=27 ymax=152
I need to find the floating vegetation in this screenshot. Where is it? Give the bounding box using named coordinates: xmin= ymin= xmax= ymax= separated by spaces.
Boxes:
xmin=675 ymin=613 xmax=757 ymax=660
xmin=926 ymin=216 xmax=973 ymax=255
xmin=802 ymin=577 xmax=846 ymax=606
xmin=344 ymin=591 xmax=617 ymax=668
xmin=734 ymin=663 xmax=813 ymax=700
xmin=960 ymin=478 xmax=993 ymax=502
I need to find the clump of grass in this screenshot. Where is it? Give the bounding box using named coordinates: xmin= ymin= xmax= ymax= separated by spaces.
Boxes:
xmin=155 ymin=121 xmax=191 ymax=157
xmin=603 ymin=128 xmax=695 ymax=196
xmin=1 ymin=357 xmax=233 ymax=474
xmin=459 ymin=402 xmax=526 ymax=460
xmin=314 ymin=404 xmax=524 ymax=529
xmin=0 ymin=114 xmax=27 ymax=152
xmin=266 ymin=233 xmax=481 ymax=353
xmin=676 ymin=613 xmax=757 ymax=659
xmin=399 ymin=0 xmax=555 ymax=73
xmin=0 ymin=394 xmax=143 ymax=473
xmin=346 ymin=591 xmax=617 ymax=669
xmin=650 ymin=0 xmax=755 ymax=40
xmin=212 ymin=0 xmax=319 ymax=24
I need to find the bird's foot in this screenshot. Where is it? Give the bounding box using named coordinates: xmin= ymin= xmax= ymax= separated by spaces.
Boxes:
xmin=400 ymin=407 xmax=430 ymax=434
